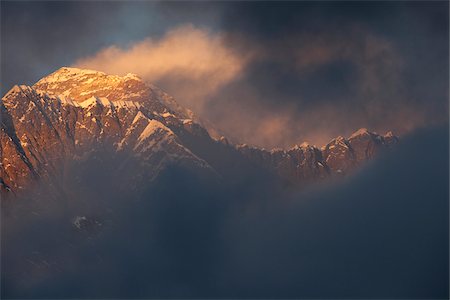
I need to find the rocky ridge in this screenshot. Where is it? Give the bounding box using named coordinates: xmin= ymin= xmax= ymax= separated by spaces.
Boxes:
xmin=0 ymin=67 xmax=398 ymax=196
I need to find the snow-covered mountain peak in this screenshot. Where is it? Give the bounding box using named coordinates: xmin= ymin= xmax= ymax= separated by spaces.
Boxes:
xmin=36 ymin=67 xmax=140 ymax=84
xmin=298 ymin=141 xmax=311 ymax=148
xmin=33 ymin=66 xmax=149 ymax=103
xmin=384 ymin=131 xmax=394 ymax=138
xmin=2 ymin=85 xmax=35 ymax=100
xmin=349 ymin=128 xmax=370 ymax=139
xmin=32 ymin=67 xmax=195 ymax=122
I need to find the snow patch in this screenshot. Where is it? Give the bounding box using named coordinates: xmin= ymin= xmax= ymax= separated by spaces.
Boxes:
xmin=349 ymin=128 xmax=369 ymax=139
xmin=137 ymin=120 xmax=174 ymax=144
xmin=161 ymin=112 xmax=175 ymax=118
xmin=132 ymin=111 xmax=148 ymax=124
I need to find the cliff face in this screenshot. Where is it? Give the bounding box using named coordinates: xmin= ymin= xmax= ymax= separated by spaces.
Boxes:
xmin=0 ymin=67 xmax=398 ymax=197
xmin=237 ymin=128 xmax=397 ymax=183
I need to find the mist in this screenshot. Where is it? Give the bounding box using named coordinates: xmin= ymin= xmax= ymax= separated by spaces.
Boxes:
xmin=2 ymin=125 xmax=448 ymax=298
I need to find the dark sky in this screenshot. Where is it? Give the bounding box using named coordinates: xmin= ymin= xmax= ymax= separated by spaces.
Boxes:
xmin=1 ymin=1 xmax=449 ymax=147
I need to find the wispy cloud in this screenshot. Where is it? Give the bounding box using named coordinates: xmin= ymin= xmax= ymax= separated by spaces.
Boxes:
xmin=75 ymin=24 xmax=252 ymax=113
xmin=74 ymin=24 xmax=443 ymax=149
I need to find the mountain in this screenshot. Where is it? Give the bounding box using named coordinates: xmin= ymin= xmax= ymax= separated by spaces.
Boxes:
xmin=0 ymin=67 xmax=398 ymax=197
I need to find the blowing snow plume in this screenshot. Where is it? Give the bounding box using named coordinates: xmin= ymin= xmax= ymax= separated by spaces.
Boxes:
xmin=74 ymin=23 xmax=446 ymax=149
xmin=75 ymin=24 xmax=251 ymax=114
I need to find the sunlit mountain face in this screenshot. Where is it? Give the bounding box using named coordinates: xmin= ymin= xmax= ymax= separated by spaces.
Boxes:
xmin=1 ymin=2 xmax=448 ymax=299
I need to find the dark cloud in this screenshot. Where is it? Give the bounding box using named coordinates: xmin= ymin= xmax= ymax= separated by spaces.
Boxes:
xmin=1 ymin=1 xmax=120 ymax=92
xmin=2 ymin=124 xmax=448 ymax=298
xmin=201 ymin=2 xmax=449 ymax=146
xmin=1 ymin=2 xmax=448 ymax=147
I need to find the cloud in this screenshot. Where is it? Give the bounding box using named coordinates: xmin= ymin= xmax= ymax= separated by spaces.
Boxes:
xmin=75 ymin=24 xmax=252 ymax=113
xmin=3 ymin=2 xmax=448 ymax=149
xmin=73 ymin=24 xmax=444 ymax=149
xmin=2 ymin=125 xmax=448 ymax=298
xmin=46 ymin=13 xmax=450 ymax=149
xmin=201 ymin=26 xmax=443 ymax=148
xmin=74 ymin=24 xmax=405 ymax=149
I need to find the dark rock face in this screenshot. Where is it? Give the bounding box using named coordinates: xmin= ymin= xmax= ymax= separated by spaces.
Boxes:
xmin=237 ymin=143 xmax=329 ymax=184
xmin=0 ymin=67 xmax=398 ymax=197
xmin=237 ymin=128 xmax=397 ymax=184
xmin=321 ymin=136 xmax=356 ymax=174
xmin=347 ymin=128 xmax=384 ymax=163
xmin=0 ymin=68 xmax=212 ymax=197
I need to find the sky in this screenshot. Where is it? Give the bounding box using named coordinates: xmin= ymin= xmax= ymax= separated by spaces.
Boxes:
xmin=1 ymin=1 xmax=449 ymax=148
xmin=1 ymin=2 xmax=449 ymax=298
